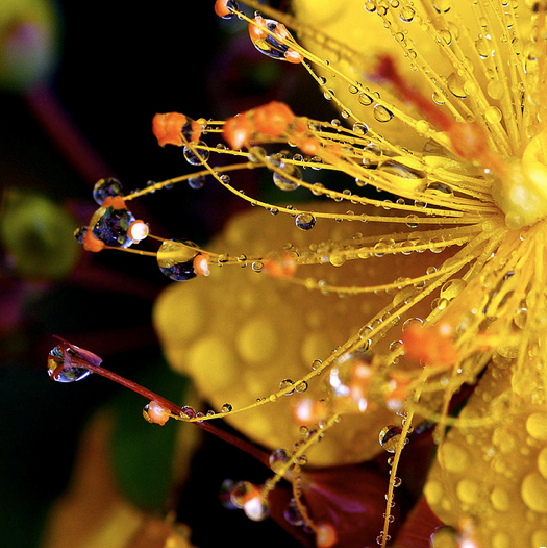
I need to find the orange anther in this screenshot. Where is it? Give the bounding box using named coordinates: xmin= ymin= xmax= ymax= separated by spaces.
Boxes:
xmin=253 ymin=101 xmax=295 ymax=137
xmin=316 ymin=522 xmax=338 ymax=548
xmin=223 ymin=115 xmax=254 ymax=150
xmin=447 ymin=122 xmax=503 ymax=172
xmin=385 ymin=372 xmax=412 ymax=406
xmin=347 ymin=359 xmax=373 ymax=411
xmin=293 ymin=398 xmax=328 ymax=426
xmin=82 ymin=229 xmax=105 ymax=252
xmin=189 ymin=120 xmax=202 ymax=143
xmin=402 ymin=322 xmax=458 ymax=366
xmin=263 ymin=252 xmax=297 ymax=278
xmin=284 ymin=48 xmax=303 ymax=64
xmin=152 ymin=112 xmax=186 ymax=147
xmin=296 ymin=134 xmax=321 ymax=156
xmin=214 ymin=0 xmax=237 ymax=18
xmin=143 ymin=400 xmax=171 ymax=426
xmin=127 ymin=220 xmax=149 ymax=243
xmin=193 ymin=253 xmax=210 ymax=276
xmin=101 ymin=196 xmax=126 ymax=210
xmin=248 ymin=16 xmax=269 ymax=42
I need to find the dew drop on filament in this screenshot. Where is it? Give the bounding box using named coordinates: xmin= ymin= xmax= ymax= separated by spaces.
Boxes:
xmin=378 ymin=425 xmax=409 ymax=453
xmin=295 ymin=212 xmax=317 ymax=230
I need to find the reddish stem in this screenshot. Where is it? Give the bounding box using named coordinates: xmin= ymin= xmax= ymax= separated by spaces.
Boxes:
xmin=52 ymin=339 xmax=271 ymax=468
xmin=91 ymin=363 xmax=271 ymax=467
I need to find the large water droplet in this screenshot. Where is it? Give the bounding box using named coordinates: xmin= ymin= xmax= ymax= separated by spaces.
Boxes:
xmin=379 ymin=425 xmax=408 ymax=453
xmin=93 ymin=177 xmax=125 ymax=205
xmin=269 ymin=448 xmax=292 ymax=473
xmin=273 ymin=162 xmax=302 ymax=191
xmin=91 ymin=204 xmax=135 ymax=248
xmin=399 ymin=5 xmax=415 ymax=22
xmin=373 ymin=104 xmax=394 ymax=123
xmin=157 ymin=240 xmax=199 ymax=281
xmin=47 ymin=345 xmax=93 ymax=383
xmin=295 ymin=212 xmax=316 ymax=230
xmin=183 ymin=142 xmax=209 ymax=166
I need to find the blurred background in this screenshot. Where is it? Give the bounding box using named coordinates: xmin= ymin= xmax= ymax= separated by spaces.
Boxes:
xmin=0 ymin=1 xmax=327 ymax=546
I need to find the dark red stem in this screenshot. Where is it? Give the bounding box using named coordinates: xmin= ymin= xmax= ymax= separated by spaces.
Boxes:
xmin=90 ymin=364 xmax=272 ymax=467
xmin=55 ymin=349 xmax=272 ymax=468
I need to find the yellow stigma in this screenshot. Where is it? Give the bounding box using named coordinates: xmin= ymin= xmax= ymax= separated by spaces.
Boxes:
xmin=493 ymin=129 xmax=547 ymax=230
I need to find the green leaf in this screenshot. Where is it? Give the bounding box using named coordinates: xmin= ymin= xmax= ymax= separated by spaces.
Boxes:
xmin=109 ymin=357 xmax=191 ymax=511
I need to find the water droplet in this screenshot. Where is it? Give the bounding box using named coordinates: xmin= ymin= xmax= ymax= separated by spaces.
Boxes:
xmin=47 ymin=345 xmax=93 ymax=383
xmin=273 ymin=163 xmax=302 ymax=191
xmin=439 ymin=28 xmax=452 ymax=45
xmin=521 ymin=473 xmax=547 ymax=513
xmin=279 ymin=378 xmax=295 ymax=395
xmin=447 ymin=72 xmax=467 ymax=98
xmin=269 ymin=448 xmax=292 ymax=473
xmin=222 ymin=403 xmax=233 ymax=413
xmin=93 ymin=177 xmax=124 ymax=205
xmin=180 ymin=405 xmax=197 ymax=419
xmin=295 ymin=380 xmax=308 ymax=393
xmin=399 ymin=5 xmax=415 ymax=21
xmin=183 ymin=142 xmax=209 ymax=166
xmin=352 ymin=122 xmax=368 ymax=135
xmin=379 ymin=425 xmax=409 ymax=452
xmin=295 ymin=212 xmax=316 ymax=230
xmin=487 ymin=79 xmax=505 ymax=100
xmin=189 ymin=175 xmax=205 ymax=189
xmin=157 ymin=240 xmax=198 ymax=281
xmin=485 ymin=105 xmax=502 ymax=124
xmin=373 ymin=104 xmax=394 ymax=123
xmin=405 ymin=215 xmax=419 ymax=228
xmin=230 ymin=481 xmax=256 ymax=508
xmin=432 ymin=91 xmax=446 ymax=105
xmin=526 ymin=411 xmax=547 ymax=439
xmin=91 ymin=203 xmax=136 ymax=248
xmin=358 ymin=92 xmax=374 ymax=106
xmin=243 ymin=494 xmax=270 ymax=521
xmin=432 ymin=0 xmax=450 ymax=13
xmin=430 ymin=526 xmax=458 ymax=547
xmin=249 ymin=17 xmax=299 ymax=63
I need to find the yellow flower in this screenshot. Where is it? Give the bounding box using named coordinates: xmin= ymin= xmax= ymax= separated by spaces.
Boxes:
xmin=75 ymin=0 xmax=547 ymax=546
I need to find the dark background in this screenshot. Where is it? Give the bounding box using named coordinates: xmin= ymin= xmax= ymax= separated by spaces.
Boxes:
xmin=0 ymin=1 xmax=330 ymax=547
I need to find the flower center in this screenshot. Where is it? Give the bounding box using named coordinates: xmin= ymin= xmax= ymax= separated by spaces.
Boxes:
xmin=492 ymin=128 xmax=547 ymax=229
